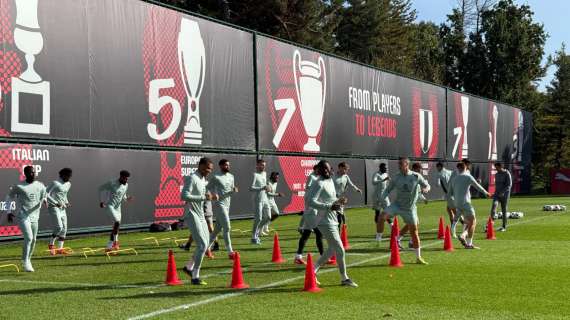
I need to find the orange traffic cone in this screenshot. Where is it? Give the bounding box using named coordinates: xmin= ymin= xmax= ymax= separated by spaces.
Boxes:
xmin=341 ymin=224 xmax=351 ymax=250
xmin=486 ymin=217 xmax=496 ymax=240
xmin=326 ymin=254 xmax=337 ymax=266
xmin=229 ymin=252 xmax=249 ymax=289
xmin=165 ymin=250 xmax=183 ymax=286
xmin=443 ymin=225 xmax=454 ymax=252
xmin=390 ymin=218 xmax=400 ymax=250
xmin=437 ymin=217 xmax=445 ymax=239
xmin=303 ymin=253 xmax=322 ymax=292
xmin=271 ymin=233 xmax=286 ymax=263
xmin=389 ymin=235 xmax=403 ymax=267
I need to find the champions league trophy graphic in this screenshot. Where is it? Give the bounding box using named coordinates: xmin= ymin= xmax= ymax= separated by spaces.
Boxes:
xmin=418 ymin=109 xmax=433 ymax=154
xmin=460 ymin=96 xmax=469 ymax=159
xmin=489 ymin=104 xmax=498 ymax=161
xmin=11 ymin=0 xmax=50 ymax=135
xmin=178 ymin=18 xmax=205 ymax=145
xmin=293 ymin=50 xmax=326 ymax=152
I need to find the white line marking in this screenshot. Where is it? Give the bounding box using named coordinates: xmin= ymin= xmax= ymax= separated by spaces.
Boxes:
xmin=0 ymin=279 xmax=162 ymax=290
xmin=127 ymin=240 xmax=442 ymax=320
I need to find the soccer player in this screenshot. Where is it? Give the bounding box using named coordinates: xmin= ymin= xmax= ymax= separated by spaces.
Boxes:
xmin=311 ymin=160 xmax=358 ymax=287
xmin=449 ymin=162 xmax=490 ymax=249
xmin=378 ymin=157 xmax=430 ymax=264
xmin=436 ymin=162 xmax=458 ymax=236
xmin=334 ymin=162 xmax=362 ymax=229
xmin=250 ymin=159 xmax=271 ymax=244
xmin=372 ymin=163 xmax=391 ymax=241
xmin=396 ymin=162 xmax=428 ymax=249
xmin=7 ymin=166 xmax=46 ymax=272
xmin=490 ymin=162 xmax=512 ymax=232
xmin=295 ymin=165 xmax=325 ymax=265
xmin=46 ymin=168 xmax=72 ymax=255
xmin=99 ymin=170 xmax=133 ymax=252
xmin=181 ymin=157 xmax=217 ymax=285
xmin=260 ymin=171 xmax=284 ymax=235
xmin=207 ymin=159 xmax=238 ymax=260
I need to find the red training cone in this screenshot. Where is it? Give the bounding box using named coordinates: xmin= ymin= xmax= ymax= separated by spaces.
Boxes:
xmin=486 ymin=217 xmax=496 ymax=240
xmin=229 ymin=252 xmax=249 ymax=289
xmin=341 ymin=224 xmax=351 ymax=250
xmin=390 ymin=218 xmax=400 ymax=250
xmin=326 ymin=254 xmax=337 ymax=266
xmin=206 ymin=249 xmax=214 ymax=259
xmin=271 ymin=232 xmax=286 ymax=263
xmin=303 ymin=253 xmax=322 ymax=292
xmin=443 ymin=225 xmax=454 ymax=252
xmin=165 ymin=250 xmax=183 ymax=286
xmin=437 ymin=216 xmax=445 ymax=239
xmin=389 ymin=235 xmax=403 ymax=267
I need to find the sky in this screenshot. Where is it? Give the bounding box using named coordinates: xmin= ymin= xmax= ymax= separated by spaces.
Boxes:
xmin=412 ymin=0 xmax=570 ymax=91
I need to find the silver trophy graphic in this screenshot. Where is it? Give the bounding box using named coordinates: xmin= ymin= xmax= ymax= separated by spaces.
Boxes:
xmin=293 ymin=50 xmax=326 ymax=152
xmin=418 ymin=108 xmax=433 ymax=154
xmin=178 ymin=18 xmax=205 ymax=145
xmin=460 ymin=96 xmax=469 ymax=158
xmin=488 ymin=105 xmax=498 ymax=160
xmin=11 ymin=0 xmax=50 ymax=134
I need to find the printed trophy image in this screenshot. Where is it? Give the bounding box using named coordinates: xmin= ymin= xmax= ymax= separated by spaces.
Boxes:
xmin=418 ymin=109 xmax=433 ymax=154
xmin=460 ymin=96 xmax=469 ymax=158
xmin=178 ymin=18 xmax=205 ymax=145
xmin=489 ymin=105 xmax=498 ymax=161
xmin=11 ymin=0 xmax=50 ymax=135
xmin=293 ymin=50 xmax=326 ymax=152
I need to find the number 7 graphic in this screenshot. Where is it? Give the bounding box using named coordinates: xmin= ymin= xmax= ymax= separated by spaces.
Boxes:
xmin=272 ymin=98 xmax=296 ymax=148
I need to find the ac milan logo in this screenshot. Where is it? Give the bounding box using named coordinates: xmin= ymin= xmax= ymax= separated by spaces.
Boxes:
xmin=418 ymin=108 xmax=433 ymax=154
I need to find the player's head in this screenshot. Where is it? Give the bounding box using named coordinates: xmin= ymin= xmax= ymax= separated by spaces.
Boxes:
xmin=338 ymin=162 xmax=349 ymax=174
xmin=461 ymin=158 xmax=471 ymax=170
xmin=494 ymin=162 xmax=503 ymax=171
xmin=219 ymin=159 xmax=230 ymax=173
xmin=59 ymin=168 xmax=72 ymax=182
xmin=198 ymin=157 xmax=214 ymax=177
xmin=270 ymin=171 xmax=279 ymax=182
xmin=23 ymin=165 xmax=35 ymax=182
xmin=119 ymin=170 xmax=130 ymax=185
xmin=436 ymin=162 xmax=444 ymax=172
xmin=457 ymin=162 xmax=466 ymax=173
xmin=313 ymin=164 xmax=319 ymax=175
xmin=398 ymin=157 xmax=409 ymax=173
xmin=379 ymin=162 xmax=387 ymax=174
xmin=256 ymin=159 xmax=266 ymax=172
xmin=317 ymin=160 xmax=333 ymax=179
xmin=411 ymin=162 xmax=422 ymax=173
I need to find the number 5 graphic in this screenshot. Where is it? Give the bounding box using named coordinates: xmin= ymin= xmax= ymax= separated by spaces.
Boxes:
xmin=147 ymin=78 xmax=182 ymax=141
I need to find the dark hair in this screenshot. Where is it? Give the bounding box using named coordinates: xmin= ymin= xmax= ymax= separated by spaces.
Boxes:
xmin=398 ymin=156 xmax=409 ymax=162
xmin=411 ymin=162 xmax=422 ymax=171
xmin=23 ymin=165 xmax=34 ymax=175
xmin=457 ymin=162 xmax=466 ymax=170
xmin=120 ymin=170 xmax=130 ymax=177
xmin=219 ymin=159 xmax=229 ymax=166
xmin=338 ymin=162 xmax=348 ymax=168
xmin=313 ymin=165 xmax=318 ymax=170
xmin=270 ymin=171 xmax=279 ymax=181
xmin=494 ymin=162 xmax=503 ymax=167
xmin=379 ymin=163 xmax=387 ymax=168
xmin=317 ymin=160 xmax=330 ymax=174
xmin=257 ymin=159 xmax=266 ymax=164
xmin=59 ymin=168 xmax=72 ymax=177
xmin=436 ymin=162 xmax=444 ymax=167
xmin=199 ymin=157 xmax=213 ymax=166
xmin=461 ymin=158 xmax=471 ymax=166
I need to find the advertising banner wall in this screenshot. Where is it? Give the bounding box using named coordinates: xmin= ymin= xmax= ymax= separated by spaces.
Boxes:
xmin=0 ymin=0 xmax=255 ymax=150
xmin=0 ymin=143 xmax=257 ymax=238
xmin=257 ymin=36 xmax=446 ymax=159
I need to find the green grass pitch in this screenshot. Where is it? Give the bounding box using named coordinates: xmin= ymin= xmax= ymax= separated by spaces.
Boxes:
xmin=1 ymin=196 xmax=570 ymax=319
